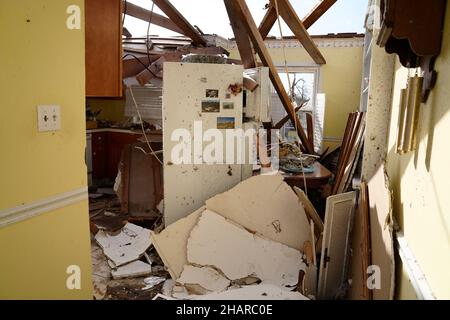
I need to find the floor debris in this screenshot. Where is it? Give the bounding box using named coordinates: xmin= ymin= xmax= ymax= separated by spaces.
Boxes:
xmin=111 ymin=260 xmax=152 ymax=280
xmin=177 ymin=265 xmax=231 ymax=293
xmin=95 ymin=222 xmax=152 ymax=267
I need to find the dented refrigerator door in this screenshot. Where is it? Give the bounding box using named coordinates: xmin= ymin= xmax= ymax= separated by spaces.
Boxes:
xmin=163 ymin=62 xmax=250 ymax=225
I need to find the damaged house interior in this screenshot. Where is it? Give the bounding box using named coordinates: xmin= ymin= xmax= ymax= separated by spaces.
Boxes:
xmin=1 ymin=0 xmax=450 ymax=301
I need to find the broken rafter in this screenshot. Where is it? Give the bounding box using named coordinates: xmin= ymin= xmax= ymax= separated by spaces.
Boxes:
xmin=122 ymin=1 xmax=183 ymax=35
xmin=303 ymin=0 xmax=338 ymax=30
xmin=259 ymin=0 xmax=338 ymax=37
xmin=258 ymin=4 xmax=277 ymax=40
xmin=225 ymin=0 xmax=314 ymax=154
xmin=224 ymin=1 xmax=256 ymax=69
xmin=276 ymin=0 xmax=326 ymax=64
xmin=151 ymin=0 xmax=207 ymax=46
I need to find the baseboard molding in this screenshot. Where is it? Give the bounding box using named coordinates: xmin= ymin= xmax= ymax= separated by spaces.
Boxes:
xmin=0 ymin=187 xmax=88 ymax=229
xmin=396 ymin=231 xmax=435 ymax=300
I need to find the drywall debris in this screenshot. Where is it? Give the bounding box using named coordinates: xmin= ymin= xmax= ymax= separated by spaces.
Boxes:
xmin=162 ymin=279 xmax=175 ymax=296
xmin=206 ymin=174 xmax=311 ymax=251
xmin=187 ymin=210 xmax=305 ymax=287
xmin=150 ymin=207 xmax=205 ymax=279
xmin=95 ymin=223 xmax=152 ymax=267
xmin=142 ymin=276 xmax=166 ymax=290
xmin=111 ymin=261 xmax=152 ymax=280
xmin=185 ymin=283 xmax=309 ymax=300
xmin=177 ymin=265 xmax=231 ymax=293
xmin=91 ymin=240 xmax=111 ymax=300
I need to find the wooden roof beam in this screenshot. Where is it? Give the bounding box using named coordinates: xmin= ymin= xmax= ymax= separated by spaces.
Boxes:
xmin=258 ymin=0 xmax=338 ymax=39
xmin=225 ymin=0 xmax=314 ymax=154
xmin=122 ymin=1 xmax=183 ymax=35
xmin=303 ymin=0 xmax=338 ymax=29
xmin=151 ymin=0 xmax=207 ymax=46
xmin=277 ymin=0 xmax=326 ymax=64
xmin=224 ymin=1 xmax=256 ymax=69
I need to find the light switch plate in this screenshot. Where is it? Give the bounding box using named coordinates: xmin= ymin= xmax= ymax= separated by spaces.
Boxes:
xmin=37 ymin=105 xmax=61 ymax=132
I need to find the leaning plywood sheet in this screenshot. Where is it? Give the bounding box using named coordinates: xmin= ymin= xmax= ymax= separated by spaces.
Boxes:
xmin=206 ymin=174 xmax=311 ymax=251
xmin=318 ymin=192 xmax=356 ymax=300
xmin=368 ymin=165 xmax=394 ymax=300
xmin=95 ymin=223 xmax=151 ymax=267
xmin=348 ymin=182 xmax=372 ymax=300
xmin=150 ymin=206 xmax=205 ymax=280
xmin=186 ymin=283 xmax=309 ymax=300
xmin=177 ymin=265 xmax=230 ymax=293
xmin=187 ymin=210 xmax=305 ymax=287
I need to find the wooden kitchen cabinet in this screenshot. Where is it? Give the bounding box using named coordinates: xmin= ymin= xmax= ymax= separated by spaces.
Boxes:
xmin=91 ymin=131 xmax=142 ymax=181
xmin=85 ymin=0 xmax=123 ymax=97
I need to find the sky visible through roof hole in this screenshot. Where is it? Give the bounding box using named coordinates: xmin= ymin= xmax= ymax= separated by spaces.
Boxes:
xmin=124 ymin=0 xmax=369 ymax=39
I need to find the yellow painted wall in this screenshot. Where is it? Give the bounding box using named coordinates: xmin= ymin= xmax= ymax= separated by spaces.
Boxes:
xmin=0 ymin=1 xmax=92 ymax=299
xmin=385 ymin=4 xmax=450 ymax=299
xmin=229 ymin=42 xmax=364 ymax=150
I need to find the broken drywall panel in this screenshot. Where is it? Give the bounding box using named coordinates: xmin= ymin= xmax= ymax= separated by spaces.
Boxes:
xmin=205 ymin=174 xmax=311 ymax=251
xmin=368 ymin=165 xmax=394 ymax=300
xmin=111 ymin=261 xmax=152 ymax=280
xmin=142 ymin=276 xmax=166 ymax=290
xmin=318 ymin=192 xmax=357 ymax=300
xmin=177 ymin=265 xmax=231 ymax=293
xmin=150 ymin=206 xmax=205 ymax=280
xmin=185 ymin=283 xmax=309 ymax=300
xmin=187 ymin=210 xmax=305 ymax=287
xmin=95 ymin=223 xmax=152 ymax=267
xmin=294 ymin=186 xmax=324 ymax=234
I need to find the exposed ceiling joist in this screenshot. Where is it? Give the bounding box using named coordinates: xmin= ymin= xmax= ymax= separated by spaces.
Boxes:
xmin=225 ymin=0 xmax=315 ymax=154
xmin=258 ymin=5 xmax=277 ymax=40
xmin=151 ymin=0 xmax=207 ymax=46
xmin=277 ymin=0 xmax=326 ymax=64
xmin=122 ymin=1 xmax=183 ymax=35
xmin=224 ymin=1 xmax=256 ymax=69
xmin=259 ymin=0 xmax=338 ymax=38
xmin=303 ymin=0 xmax=338 ymax=29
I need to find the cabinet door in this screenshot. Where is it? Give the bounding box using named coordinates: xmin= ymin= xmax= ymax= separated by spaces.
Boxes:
xmin=85 ymin=0 xmax=123 ymax=97
xmin=92 ymin=132 xmax=108 ymax=179
xmin=106 ymin=132 xmax=143 ymax=179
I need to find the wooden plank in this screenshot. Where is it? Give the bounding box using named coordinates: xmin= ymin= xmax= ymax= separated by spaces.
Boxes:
xmin=226 ymin=0 xmax=314 ymax=154
xmin=224 ymin=1 xmax=256 ymax=68
xmin=122 ymin=1 xmax=183 ymax=34
xmin=258 ymin=5 xmax=277 ymax=39
xmin=273 ymin=104 xmax=302 ymax=129
xmin=347 ymin=182 xmax=372 ymax=300
xmin=303 ymin=0 xmax=338 ymax=30
xmin=306 ymin=112 xmax=315 ymax=149
xmin=152 ymin=0 xmax=206 ymax=46
xmin=277 ymin=0 xmax=326 ymax=64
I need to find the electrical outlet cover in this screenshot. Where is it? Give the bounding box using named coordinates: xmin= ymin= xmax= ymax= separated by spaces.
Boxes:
xmin=37 ymin=105 xmax=61 ymax=132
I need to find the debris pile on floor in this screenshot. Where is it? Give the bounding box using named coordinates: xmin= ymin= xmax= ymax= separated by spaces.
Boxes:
xmin=150 ymin=174 xmax=319 ymax=300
